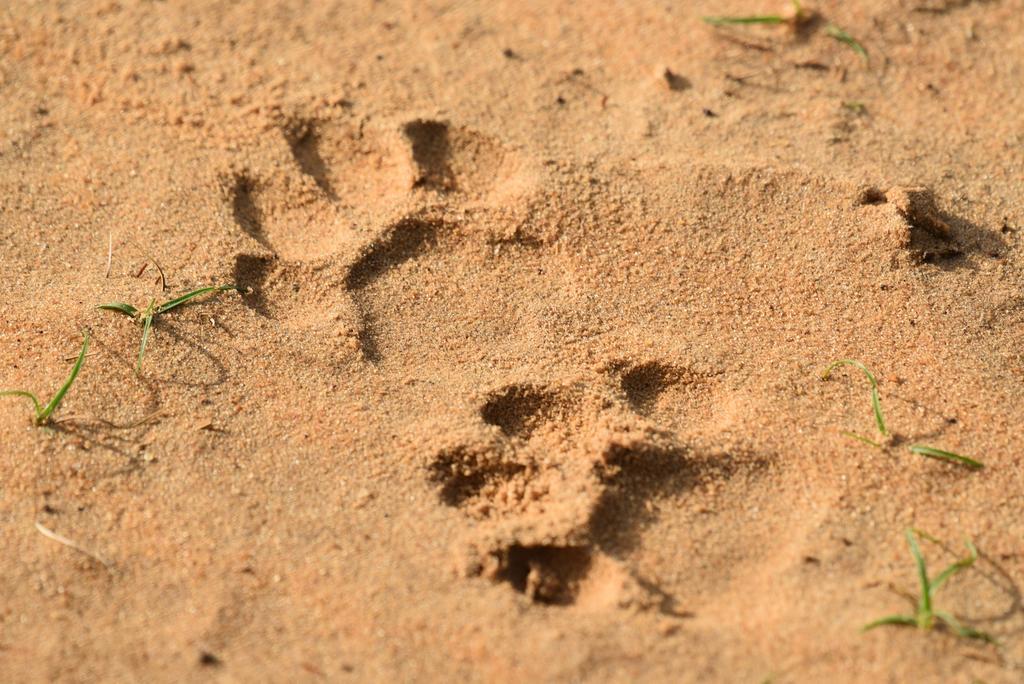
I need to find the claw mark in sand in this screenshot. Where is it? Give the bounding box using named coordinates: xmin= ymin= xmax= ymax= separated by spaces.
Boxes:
xmin=344 ymin=216 xmax=441 ymax=362
xmin=283 ymin=118 xmax=338 ymax=200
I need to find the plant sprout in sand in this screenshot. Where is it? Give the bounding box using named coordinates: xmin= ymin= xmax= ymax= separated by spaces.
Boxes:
xmin=0 ymin=331 xmax=90 ymax=425
xmin=703 ymin=0 xmax=809 ymax=26
xmin=864 ymin=529 xmax=994 ymax=643
xmin=821 ymin=359 xmax=887 ymax=446
xmin=98 ymin=285 xmax=241 ymax=372
xmin=826 ymin=23 xmax=868 ymax=60
xmin=821 ymin=359 xmax=983 ymax=469
xmin=907 ymin=444 xmax=982 ymax=471
xmin=702 ymin=2 xmax=867 ymax=60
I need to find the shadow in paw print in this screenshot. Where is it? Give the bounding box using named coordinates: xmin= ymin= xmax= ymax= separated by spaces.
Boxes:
xmin=404 ymin=120 xmax=455 ymax=191
xmin=233 ymin=254 xmax=274 ymax=317
xmin=479 ymin=383 xmax=576 ymax=439
xmin=430 ymin=444 xmax=526 ymax=509
xmin=618 ymin=361 xmax=684 ymax=416
xmin=589 ymin=443 xmax=695 ymax=556
xmin=498 ymin=545 xmax=593 ymax=606
xmin=608 ymin=360 xmax=721 ymax=434
xmin=488 ymin=541 xmax=687 ymax=612
xmin=346 ymin=217 xmax=439 ymax=289
xmin=284 ymin=119 xmax=338 ymax=201
xmin=590 ymin=448 xmax=761 ymax=558
xmin=345 ymin=217 xmax=440 ymax=362
xmin=230 ymin=174 xmax=271 ymax=251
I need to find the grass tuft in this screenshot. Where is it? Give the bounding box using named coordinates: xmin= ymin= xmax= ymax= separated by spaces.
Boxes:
xmin=703 ymin=0 xmax=806 ymax=26
xmin=703 ymin=14 xmax=786 ymax=26
xmin=822 ymin=359 xmax=888 ymax=439
xmin=0 ymin=331 xmax=90 ymax=425
xmin=908 ymin=444 xmax=984 ymax=470
xmin=826 ymin=23 xmax=868 ymax=60
xmin=98 ymin=285 xmax=241 ymax=372
xmin=822 ymin=360 xmax=984 ymax=469
xmin=96 ymin=302 xmax=139 ymax=317
xmin=841 ymin=430 xmax=882 ymax=448
xmin=863 ymin=529 xmax=994 ymax=643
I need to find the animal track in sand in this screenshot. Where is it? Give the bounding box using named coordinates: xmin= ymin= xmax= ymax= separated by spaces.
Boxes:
xmin=427 ymin=374 xmax=697 ymax=609
xmin=359 ymin=165 xmax=1006 ymax=607
xmin=612 ymin=360 xmax=723 ymax=434
xmin=220 ymin=114 xmax=530 ymax=351
xmin=226 ymin=116 xmax=525 ymax=262
xmin=227 ymin=117 xmax=400 ymax=262
xmin=343 ymin=216 xmax=442 ymax=362
xmin=393 ymin=165 xmax=954 ymax=608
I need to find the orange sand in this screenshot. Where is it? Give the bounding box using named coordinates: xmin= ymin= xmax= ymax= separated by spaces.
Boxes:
xmin=2 ymin=1 xmax=1024 ymax=681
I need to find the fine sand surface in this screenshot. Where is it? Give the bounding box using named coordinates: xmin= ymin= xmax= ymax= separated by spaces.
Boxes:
xmin=2 ymin=1 xmax=1024 ymax=681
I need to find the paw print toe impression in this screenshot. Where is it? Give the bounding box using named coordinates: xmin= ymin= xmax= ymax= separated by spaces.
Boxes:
xmin=427 ymin=367 xmax=697 ymax=609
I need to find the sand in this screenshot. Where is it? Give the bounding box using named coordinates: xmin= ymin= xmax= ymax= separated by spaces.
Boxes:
xmin=2 ymin=1 xmax=1024 ymax=681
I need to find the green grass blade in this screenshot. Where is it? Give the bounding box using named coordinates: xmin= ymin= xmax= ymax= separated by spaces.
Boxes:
xmin=703 ymin=15 xmax=784 ymax=25
xmin=822 ymin=359 xmax=887 ymax=436
xmin=862 ymin=615 xmax=917 ymax=631
xmin=841 ymin=431 xmax=882 ymax=448
xmin=97 ymin=302 xmax=139 ymax=318
xmin=821 ymin=359 xmax=878 ymax=387
xmin=870 ymin=387 xmax=887 ymax=436
xmin=0 ymin=390 xmax=43 ymax=417
xmin=826 ymin=24 xmax=868 ymax=60
xmin=909 ymin=444 xmax=984 ymax=470
xmin=156 ymin=284 xmax=239 ymax=315
xmin=137 ymin=314 xmax=153 ymax=373
xmin=37 ymin=331 xmax=90 ymax=423
xmin=934 ymin=611 xmax=995 ymax=643
xmin=911 ymin=528 xmax=943 ymax=546
xmin=905 ymin=528 xmax=931 ymax=616
xmin=930 ymin=540 xmax=978 ymax=595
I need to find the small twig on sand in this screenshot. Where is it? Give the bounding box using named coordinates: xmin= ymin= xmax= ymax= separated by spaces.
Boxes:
xmin=105 ymin=232 xmax=113 ymax=278
xmin=717 ymin=32 xmax=774 ymax=52
xmin=53 ymin=409 xmax=165 ymax=430
xmin=64 ymin=351 xmax=99 ymax=363
xmin=114 ymin=409 xmax=165 ymax=429
xmin=151 ymin=256 xmax=168 ymax=291
xmin=128 ymin=239 xmax=168 ymax=291
xmin=34 ymin=521 xmax=112 ymax=571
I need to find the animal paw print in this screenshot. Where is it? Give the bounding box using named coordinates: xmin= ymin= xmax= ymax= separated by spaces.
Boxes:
xmin=224 ymin=113 xmax=527 ymax=262
xmin=219 ymin=111 xmax=532 ymax=362
xmin=426 ymin=365 xmax=690 ymax=608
